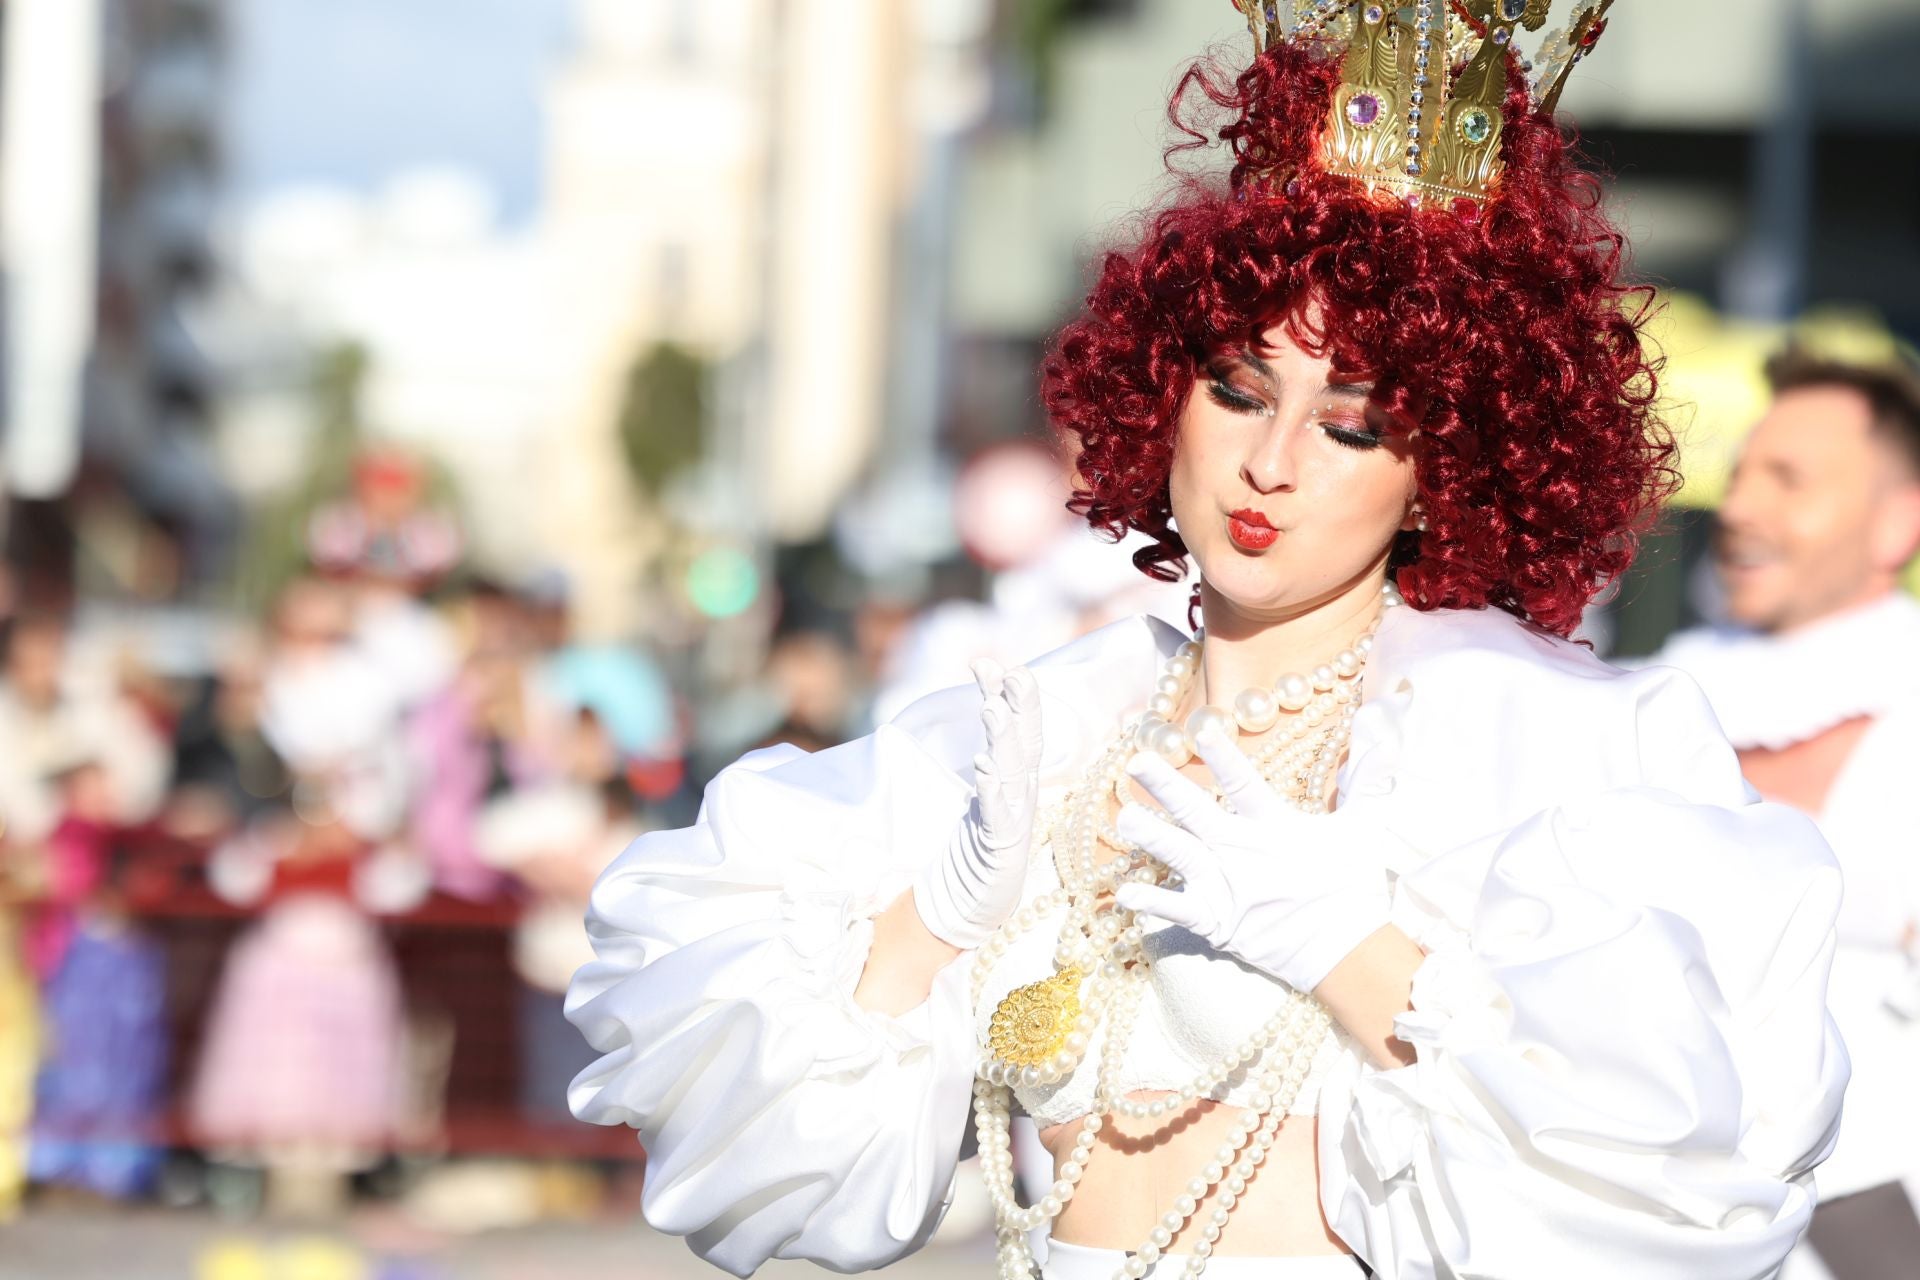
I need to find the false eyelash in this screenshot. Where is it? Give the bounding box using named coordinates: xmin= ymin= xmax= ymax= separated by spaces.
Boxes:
xmin=1324 ymin=424 xmax=1385 ymax=451
xmin=1205 ymin=379 xmax=1269 ymax=415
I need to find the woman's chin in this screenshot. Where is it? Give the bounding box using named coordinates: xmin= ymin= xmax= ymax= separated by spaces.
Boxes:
xmin=1196 ymin=558 xmax=1379 ymax=620
xmin=1195 ymin=564 xmax=1302 ymax=615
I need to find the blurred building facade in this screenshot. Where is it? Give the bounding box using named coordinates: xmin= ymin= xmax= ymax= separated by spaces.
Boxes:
xmin=208 ymin=0 xmax=998 ymax=643
xmin=0 ymin=0 xmax=230 ymax=606
xmin=949 ymin=0 xmax=1920 ymax=407
xmin=10 ymin=0 xmax=1919 ymax=622
xmin=211 ymin=0 xmax=785 ymax=640
xmin=534 ymin=0 xmax=774 ymax=639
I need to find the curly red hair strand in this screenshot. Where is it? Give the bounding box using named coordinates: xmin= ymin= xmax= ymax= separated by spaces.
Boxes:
xmin=1040 ymin=40 xmax=1676 ymax=638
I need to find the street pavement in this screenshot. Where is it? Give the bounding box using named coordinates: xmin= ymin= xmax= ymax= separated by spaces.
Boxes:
xmin=0 ymin=1178 xmax=1001 ymax=1280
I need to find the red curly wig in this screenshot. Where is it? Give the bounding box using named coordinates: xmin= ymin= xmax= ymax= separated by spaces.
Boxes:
xmin=1040 ymin=37 xmax=1676 ymax=638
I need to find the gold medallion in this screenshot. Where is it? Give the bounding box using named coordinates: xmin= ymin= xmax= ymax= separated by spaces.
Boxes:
xmin=988 ymin=966 xmax=1085 ymax=1068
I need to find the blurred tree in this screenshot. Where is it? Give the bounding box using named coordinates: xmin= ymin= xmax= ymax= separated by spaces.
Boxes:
xmin=233 ymin=342 xmax=369 ymax=611
xmin=232 ymin=342 xmax=462 ymax=612
xmin=1009 ymin=0 xmax=1139 ymax=107
xmin=1012 ymin=0 xmax=1076 ymax=103
xmin=615 ymin=343 xmax=707 ymax=498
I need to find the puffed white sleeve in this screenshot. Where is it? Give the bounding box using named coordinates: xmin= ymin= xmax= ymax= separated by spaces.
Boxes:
xmin=564 ymin=722 xmax=979 ymax=1276
xmin=1318 ymin=669 xmax=1850 ymax=1280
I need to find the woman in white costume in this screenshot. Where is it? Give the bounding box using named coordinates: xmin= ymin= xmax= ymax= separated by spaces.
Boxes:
xmin=567 ymin=5 xmax=1848 ymax=1277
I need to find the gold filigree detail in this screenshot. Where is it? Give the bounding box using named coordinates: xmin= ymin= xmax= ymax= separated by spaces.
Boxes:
xmin=1231 ymin=0 xmax=1278 ymax=52
xmin=1420 ymin=19 xmax=1508 ymax=199
xmin=988 ymin=966 xmax=1085 ymax=1068
xmin=1229 ymin=1 xmax=1619 ymax=211
xmin=1465 ymin=0 xmax=1552 ymax=32
xmin=1322 ymin=9 xmax=1410 ymax=185
xmin=1537 ymin=0 xmax=1614 ymax=114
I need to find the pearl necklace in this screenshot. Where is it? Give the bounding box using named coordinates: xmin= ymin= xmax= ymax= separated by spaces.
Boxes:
xmin=969 ymin=587 xmax=1397 ymax=1280
xmin=1137 ymin=582 xmax=1403 ymax=769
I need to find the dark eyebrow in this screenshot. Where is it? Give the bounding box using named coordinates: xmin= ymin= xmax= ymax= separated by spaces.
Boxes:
xmin=1223 ymin=349 xmax=1376 ymax=399
xmin=1228 ymin=347 xmax=1278 ymax=381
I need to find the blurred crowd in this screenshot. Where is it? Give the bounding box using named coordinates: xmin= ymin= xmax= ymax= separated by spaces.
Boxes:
xmin=2 ymin=341 xmax=1917 ymax=1280
xmin=0 ymin=438 xmax=1192 ymax=1235
xmin=0 ymin=448 xmax=686 ymax=1225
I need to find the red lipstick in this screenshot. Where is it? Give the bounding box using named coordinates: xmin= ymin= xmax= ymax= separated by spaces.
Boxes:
xmin=1227 ymin=508 xmax=1278 ymax=551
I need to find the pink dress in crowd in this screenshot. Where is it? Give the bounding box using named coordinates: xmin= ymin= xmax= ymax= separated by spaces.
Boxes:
xmin=188 ymin=857 xmax=403 ymax=1166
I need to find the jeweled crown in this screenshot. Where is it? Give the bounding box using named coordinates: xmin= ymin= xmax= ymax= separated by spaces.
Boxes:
xmin=1231 ymin=0 xmax=1615 ymax=209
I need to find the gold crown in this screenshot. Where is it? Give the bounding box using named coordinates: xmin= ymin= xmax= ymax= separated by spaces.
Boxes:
xmin=1231 ymin=0 xmax=1615 ymax=209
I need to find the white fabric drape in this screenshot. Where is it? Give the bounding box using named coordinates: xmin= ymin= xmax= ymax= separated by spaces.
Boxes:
xmin=568 ymin=607 xmax=1847 ymax=1279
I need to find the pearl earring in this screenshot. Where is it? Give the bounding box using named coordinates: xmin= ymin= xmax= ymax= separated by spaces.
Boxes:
xmin=1411 ymin=506 xmax=1429 ymax=533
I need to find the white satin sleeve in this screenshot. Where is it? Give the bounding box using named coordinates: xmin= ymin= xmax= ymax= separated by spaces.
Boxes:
xmin=1319 ymin=668 xmax=1850 ymax=1280
xmin=564 ymin=724 xmax=978 ymax=1276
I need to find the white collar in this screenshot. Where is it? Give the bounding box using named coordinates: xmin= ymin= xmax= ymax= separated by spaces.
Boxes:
xmin=887 ymin=604 xmax=1593 ymax=787
xmin=1650 ymin=593 xmax=1920 ymax=751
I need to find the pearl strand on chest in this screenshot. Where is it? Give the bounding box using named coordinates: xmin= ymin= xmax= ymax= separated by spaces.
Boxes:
xmin=969 ymin=586 xmax=1396 ymax=1280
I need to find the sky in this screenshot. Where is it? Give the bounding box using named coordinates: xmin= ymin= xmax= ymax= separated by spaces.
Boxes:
xmin=224 ymin=0 xmax=575 ymax=226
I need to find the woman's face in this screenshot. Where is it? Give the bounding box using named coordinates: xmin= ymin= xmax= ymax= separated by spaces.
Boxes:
xmin=1167 ymin=319 xmax=1419 ymax=620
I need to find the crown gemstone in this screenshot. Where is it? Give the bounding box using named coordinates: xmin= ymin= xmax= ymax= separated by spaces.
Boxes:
xmin=1253 ymin=0 xmax=1608 ymax=210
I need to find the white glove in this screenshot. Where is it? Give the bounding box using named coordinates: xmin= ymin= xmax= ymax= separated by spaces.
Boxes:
xmin=1112 ymin=724 xmax=1392 ymax=994
xmin=912 ymin=659 xmax=1043 ymax=950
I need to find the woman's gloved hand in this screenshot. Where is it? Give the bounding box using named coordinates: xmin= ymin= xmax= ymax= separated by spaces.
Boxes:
xmin=1114 ymin=723 xmax=1393 ymax=994
xmin=912 ymin=659 xmax=1044 ymax=950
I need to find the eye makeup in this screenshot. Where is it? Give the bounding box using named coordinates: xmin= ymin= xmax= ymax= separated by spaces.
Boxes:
xmin=1314 ymin=400 xmax=1385 ymax=450
xmin=1204 ymin=359 xmax=1274 ymax=416
xmin=1198 ymin=357 xmax=1389 ymax=449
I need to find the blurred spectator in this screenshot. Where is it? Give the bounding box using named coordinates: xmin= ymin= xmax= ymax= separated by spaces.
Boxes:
xmin=180 ymin=573 xmax=436 ymax=1216
xmin=164 ymin=634 xmax=294 ymax=842
xmin=348 ymin=577 xmax=460 ymax=718
xmin=872 ymin=444 xmax=1190 ymax=724
xmin=0 ymin=613 xmax=176 ymax=1205
xmin=526 ymin=570 xmax=676 ymax=763
xmin=0 ymin=614 xmax=169 ymax=848
xmin=763 ymin=629 xmax=858 ymax=746
xmin=1648 ymin=347 xmax=1920 ymax=1279
xmin=406 ymin=580 xmax=570 ymax=901
xmin=258 ymin=579 xmax=411 ymax=846
xmin=306 ymin=448 xmax=461 ymax=592
xmin=473 ymin=708 xmax=651 ymax=1126
xmin=0 ymin=883 xmax=36 ymax=1219
xmin=189 ymin=811 xmax=410 ymax=1219
xmin=22 ymin=758 xmax=170 ymax=1202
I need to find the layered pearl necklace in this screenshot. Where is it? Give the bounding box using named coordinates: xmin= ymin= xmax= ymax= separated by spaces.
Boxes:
xmin=970 ymin=585 xmax=1399 ymax=1280
xmin=1137 ymin=583 xmax=1401 ymax=772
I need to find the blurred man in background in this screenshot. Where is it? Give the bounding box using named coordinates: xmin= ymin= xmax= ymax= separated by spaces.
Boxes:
xmin=1651 ymin=348 xmax=1920 ymax=1280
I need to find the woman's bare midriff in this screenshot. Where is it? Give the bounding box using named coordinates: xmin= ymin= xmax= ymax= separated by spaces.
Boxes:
xmin=1032 ymin=760 xmax=1353 ymax=1258
xmin=1039 ymin=1102 xmax=1346 ymax=1255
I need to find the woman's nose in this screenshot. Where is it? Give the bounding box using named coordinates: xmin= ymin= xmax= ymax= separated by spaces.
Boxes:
xmin=1240 ymin=422 xmax=1299 ymax=494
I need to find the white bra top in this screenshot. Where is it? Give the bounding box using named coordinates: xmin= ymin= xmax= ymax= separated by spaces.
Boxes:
xmin=973 ymin=834 xmax=1358 ymax=1129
